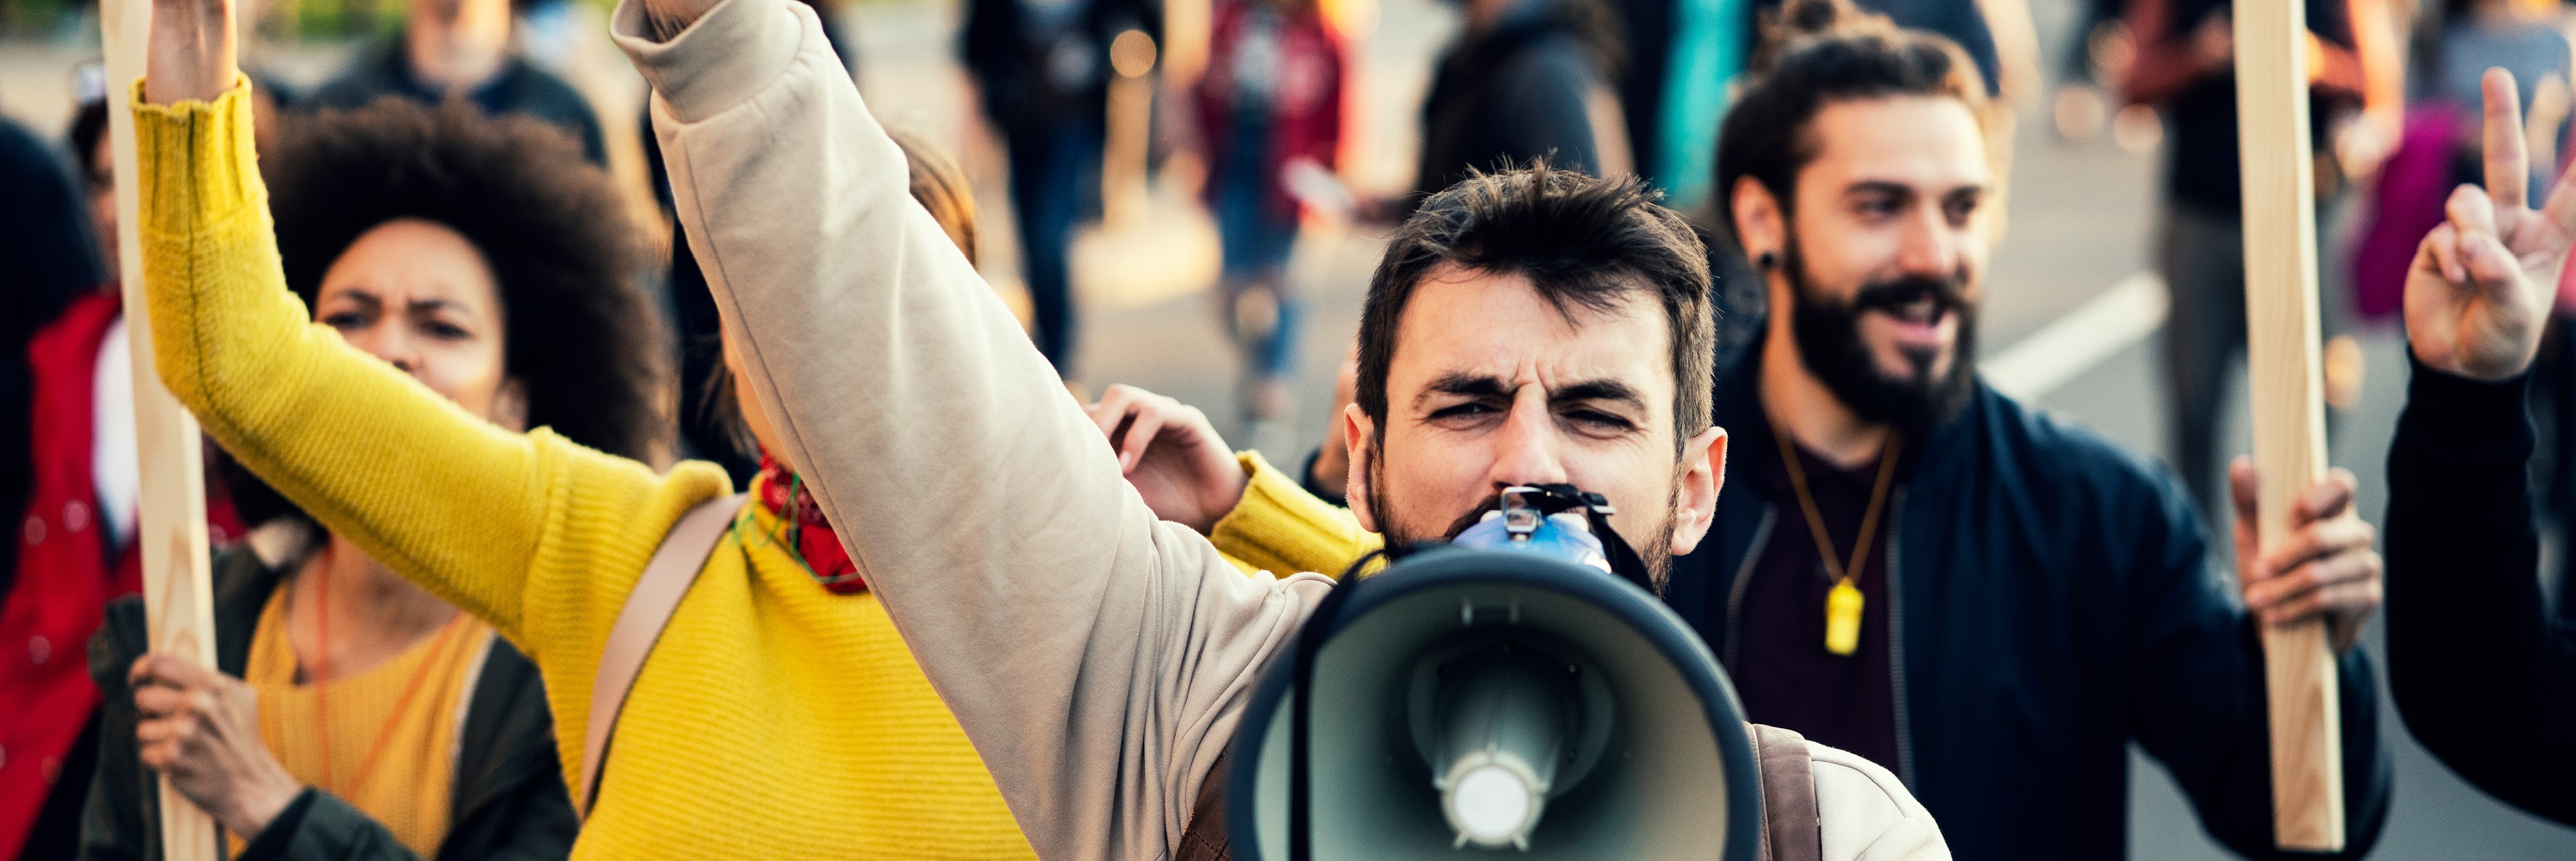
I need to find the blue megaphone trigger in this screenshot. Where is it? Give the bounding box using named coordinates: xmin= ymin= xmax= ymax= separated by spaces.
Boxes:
xmin=1451 ymin=508 xmax=1613 ymax=574
xmin=1444 ymin=485 xmax=1656 ymax=595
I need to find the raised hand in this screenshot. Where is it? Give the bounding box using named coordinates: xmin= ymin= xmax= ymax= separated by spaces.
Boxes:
xmin=129 ymin=654 xmax=303 ymax=839
xmin=143 ymin=0 xmax=236 ymax=105
xmin=1087 ymin=384 xmax=1247 ymax=535
xmin=2406 ymin=68 xmax=2574 ymax=381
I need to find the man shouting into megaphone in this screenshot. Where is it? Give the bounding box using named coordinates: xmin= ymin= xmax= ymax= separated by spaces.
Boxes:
xmin=597 ymin=0 xmax=1948 ymax=856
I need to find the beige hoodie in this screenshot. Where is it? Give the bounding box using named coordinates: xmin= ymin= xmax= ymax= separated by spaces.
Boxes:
xmin=607 ymin=1 xmax=1948 ymax=858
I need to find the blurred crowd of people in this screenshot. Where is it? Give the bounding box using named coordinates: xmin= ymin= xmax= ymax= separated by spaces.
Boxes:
xmin=2 ymin=0 xmax=2575 ymax=858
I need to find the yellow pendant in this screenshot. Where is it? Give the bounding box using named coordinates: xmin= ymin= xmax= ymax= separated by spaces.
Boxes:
xmin=1824 ymin=580 xmax=1864 ymax=656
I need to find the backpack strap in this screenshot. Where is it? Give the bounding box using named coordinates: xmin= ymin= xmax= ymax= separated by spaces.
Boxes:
xmin=1751 ymin=723 xmax=1822 ymax=861
xmin=578 ymin=493 xmax=745 ymax=818
xmin=1174 ymin=750 xmax=1234 ymax=861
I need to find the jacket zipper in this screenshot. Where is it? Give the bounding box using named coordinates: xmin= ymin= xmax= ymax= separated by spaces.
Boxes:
xmin=1723 ymin=505 xmax=1777 ymax=673
xmin=1887 ymin=489 xmax=1917 ymax=788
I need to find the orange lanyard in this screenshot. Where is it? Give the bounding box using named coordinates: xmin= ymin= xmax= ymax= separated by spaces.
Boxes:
xmin=1772 ymin=423 xmax=1900 ymax=656
xmin=307 ymin=558 xmax=468 ymax=795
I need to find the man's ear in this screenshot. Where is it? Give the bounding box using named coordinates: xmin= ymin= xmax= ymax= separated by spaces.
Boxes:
xmin=1668 ymin=425 xmax=1728 ymax=556
xmin=1344 ymin=404 xmax=1382 ymax=534
xmin=1729 ymin=176 xmax=1786 ymax=268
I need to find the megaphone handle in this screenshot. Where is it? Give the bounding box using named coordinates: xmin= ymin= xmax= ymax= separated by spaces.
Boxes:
xmin=1286 ymin=565 xmax=1365 ymax=861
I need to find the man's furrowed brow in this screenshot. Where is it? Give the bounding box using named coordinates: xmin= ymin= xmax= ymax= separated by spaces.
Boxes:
xmin=1552 ymin=379 xmax=1648 ymax=411
xmin=1414 ymin=372 xmax=1512 ymax=409
xmin=1847 ymin=178 xmax=1987 ymax=198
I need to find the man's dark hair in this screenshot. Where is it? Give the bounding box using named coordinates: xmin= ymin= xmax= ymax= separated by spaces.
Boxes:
xmin=1714 ymin=0 xmax=1991 ymax=222
xmin=223 ymin=98 xmax=666 ymax=529
xmin=1356 ymin=163 xmax=1714 ymax=452
xmin=264 ymin=97 xmax=665 ymax=462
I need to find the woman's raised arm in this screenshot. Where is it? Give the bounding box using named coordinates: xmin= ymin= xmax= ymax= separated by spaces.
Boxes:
xmin=132 ymin=0 xmax=722 ymax=649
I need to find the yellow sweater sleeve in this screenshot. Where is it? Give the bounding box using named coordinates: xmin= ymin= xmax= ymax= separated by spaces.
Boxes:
xmin=133 ymin=80 xmax=727 ymax=660
xmin=1207 ymin=450 xmax=1382 ymax=578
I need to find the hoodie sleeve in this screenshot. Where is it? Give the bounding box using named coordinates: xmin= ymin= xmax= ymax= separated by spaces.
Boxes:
xmin=609 ymin=1 xmax=1336 ymax=858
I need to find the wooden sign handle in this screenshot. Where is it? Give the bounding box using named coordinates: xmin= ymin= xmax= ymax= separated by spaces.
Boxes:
xmin=2231 ymin=0 xmax=2344 ymax=851
xmin=100 ymin=0 xmax=225 ymax=857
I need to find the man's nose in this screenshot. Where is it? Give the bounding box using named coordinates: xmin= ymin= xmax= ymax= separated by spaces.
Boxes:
xmin=1895 ymin=205 xmax=1962 ymax=277
xmin=1488 ymin=397 xmax=1569 ymax=487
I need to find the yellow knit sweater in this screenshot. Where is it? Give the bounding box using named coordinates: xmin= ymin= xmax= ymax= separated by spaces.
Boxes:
xmin=136 ymin=81 xmax=1032 ymax=858
xmin=1208 ymin=452 xmax=1382 ymax=578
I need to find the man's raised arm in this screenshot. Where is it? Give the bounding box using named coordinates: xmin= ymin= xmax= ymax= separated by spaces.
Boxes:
xmin=606 ymin=1 xmax=1333 ymax=858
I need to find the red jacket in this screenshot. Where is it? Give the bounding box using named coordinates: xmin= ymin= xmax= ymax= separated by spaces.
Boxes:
xmin=0 ymin=293 xmax=241 ymax=856
xmin=1194 ymin=0 xmax=1346 ymax=219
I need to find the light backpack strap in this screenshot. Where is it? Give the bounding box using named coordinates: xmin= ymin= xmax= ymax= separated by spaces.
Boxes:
xmin=579 ymin=492 xmax=746 ymax=818
xmin=1751 ymin=723 xmax=1823 ymax=861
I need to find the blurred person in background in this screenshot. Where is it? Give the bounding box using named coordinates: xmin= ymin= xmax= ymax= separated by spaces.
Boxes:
xmin=1105 ymin=3 xmax=2395 ymax=857
xmin=1192 ymin=0 xmax=1345 ymax=431
xmin=309 ymin=0 xmax=608 ymax=165
xmin=79 ymin=98 xmax=668 ymax=861
xmin=1413 ymin=0 xmax=1632 ymax=199
xmin=123 ymin=0 xmax=1041 ymax=850
xmin=2384 ymin=66 xmax=2576 ymax=828
xmin=0 ymin=93 xmax=111 ymax=861
xmin=1622 ymin=0 xmax=2035 ymax=216
xmin=2045 ymin=0 xmax=2129 ymax=141
xmin=2 ymin=94 xmax=257 ymax=861
xmin=2122 ymin=0 xmax=2402 ymax=521
xmin=962 ymin=0 xmax=1161 ymax=378
xmin=1624 ymin=0 xmax=2036 ymax=388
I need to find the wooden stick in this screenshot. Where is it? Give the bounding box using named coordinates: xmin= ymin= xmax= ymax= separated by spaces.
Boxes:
xmin=2231 ymin=0 xmax=2343 ymax=850
xmin=100 ymin=0 xmax=224 ymax=857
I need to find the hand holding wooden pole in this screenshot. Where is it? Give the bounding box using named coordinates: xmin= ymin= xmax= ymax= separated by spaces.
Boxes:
xmin=2230 ymin=0 xmax=2343 ymax=850
xmin=101 ymin=0 xmax=224 ymax=856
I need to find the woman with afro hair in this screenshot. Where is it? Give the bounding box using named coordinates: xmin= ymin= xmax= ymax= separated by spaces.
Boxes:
xmin=106 ymin=0 xmax=1024 ymax=846
xmin=81 ymin=97 xmax=665 ymax=861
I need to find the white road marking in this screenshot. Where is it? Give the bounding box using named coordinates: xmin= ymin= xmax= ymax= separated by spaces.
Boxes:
xmin=1979 ymin=272 xmax=2169 ymax=401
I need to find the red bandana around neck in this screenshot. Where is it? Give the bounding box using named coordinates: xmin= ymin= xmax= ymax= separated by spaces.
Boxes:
xmin=756 ymin=453 xmax=866 ymax=594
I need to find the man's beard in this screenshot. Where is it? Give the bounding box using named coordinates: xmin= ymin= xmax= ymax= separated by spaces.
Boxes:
xmin=1782 ymin=235 xmax=1979 ymax=433
xmin=1370 ymin=452 xmax=1681 ymax=592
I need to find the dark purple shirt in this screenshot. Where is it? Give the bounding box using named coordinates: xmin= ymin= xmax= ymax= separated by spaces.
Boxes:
xmin=1731 ymin=435 xmax=1904 ymax=774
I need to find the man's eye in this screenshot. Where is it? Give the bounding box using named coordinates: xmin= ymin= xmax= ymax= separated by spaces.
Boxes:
xmin=321 ymin=311 xmax=367 ymax=331
xmin=422 ymin=320 xmax=472 ymax=340
xmin=1564 ymin=409 xmax=1635 ymax=431
xmin=1428 ymin=401 xmax=1498 ymax=421
xmin=1944 ymin=197 xmax=1979 ymax=225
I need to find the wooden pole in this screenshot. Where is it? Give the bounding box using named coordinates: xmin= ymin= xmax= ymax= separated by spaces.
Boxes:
xmin=100 ymin=0 xmax=224 ymax=857
xmin=2231 ymin=0 xmax=2343 ymax=851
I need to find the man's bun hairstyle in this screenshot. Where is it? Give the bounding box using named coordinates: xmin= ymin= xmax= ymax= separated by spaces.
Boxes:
xmin=1716 ymin=0 xmax=1992 ymax=222
xmin=1358 ymin=163 xmax=1715 ymax=452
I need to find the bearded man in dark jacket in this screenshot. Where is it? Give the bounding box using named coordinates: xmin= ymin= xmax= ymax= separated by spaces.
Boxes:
xmin=1662 ymin=4 xmax=2392 ymax=858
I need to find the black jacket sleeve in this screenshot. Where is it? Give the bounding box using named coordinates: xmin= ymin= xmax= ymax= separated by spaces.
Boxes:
xmin=79 ymin=600 xmax=157 ymax=861
xmin=2122 ymin=462 xmax=2391 ymax=859
xmin=2385 ymin=359 xmax=2576 ymax=826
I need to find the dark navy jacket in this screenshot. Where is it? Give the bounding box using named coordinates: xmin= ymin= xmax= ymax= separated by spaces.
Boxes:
xmin=1665 ymin=353 xmax=2391 ymax=860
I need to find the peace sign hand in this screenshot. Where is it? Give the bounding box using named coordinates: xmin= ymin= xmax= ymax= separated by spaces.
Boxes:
xmin=142 ymin=0 xmax=237 ymax=105
xmin=2407 ymin=68 xmax=2573 ymax=382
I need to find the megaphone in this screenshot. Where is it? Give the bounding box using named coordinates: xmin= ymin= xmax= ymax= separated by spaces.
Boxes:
xmin=1222 ymin=488 xmax=1764 ymax=860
